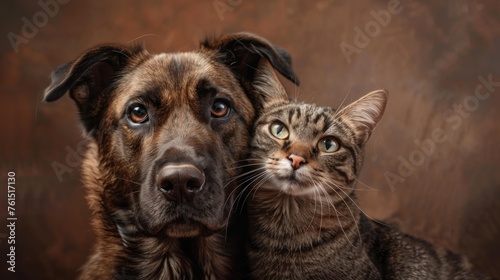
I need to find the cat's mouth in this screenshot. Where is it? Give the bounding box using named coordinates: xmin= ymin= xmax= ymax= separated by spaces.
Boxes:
xmin=273 ymin=169 xmax=305 ymax=183
xmin=269 ymin=172 xmax=318 ymax=196
xmin=262 ymin=160 xmax=318 ymax=195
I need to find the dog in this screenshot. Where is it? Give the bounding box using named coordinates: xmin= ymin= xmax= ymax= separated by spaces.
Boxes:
xmin=43 ymin=32 xmax=299 ymax=279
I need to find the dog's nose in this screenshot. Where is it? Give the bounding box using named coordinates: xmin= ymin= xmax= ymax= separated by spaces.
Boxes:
xmin=156 ymin=164 xmax=205 ymax=202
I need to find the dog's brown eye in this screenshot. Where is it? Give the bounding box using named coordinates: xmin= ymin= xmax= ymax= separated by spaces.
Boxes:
xmin=127 ymin=103 xmax=149 ymax=124
xmin=211 ymin=99 xmax=230 ymax=118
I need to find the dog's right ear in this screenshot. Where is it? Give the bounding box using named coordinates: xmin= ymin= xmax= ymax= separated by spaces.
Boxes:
xmin=201 ymin=32 xmax=300 ymax=86
xmin=201 ymin=32 xmax=299 ymax=112
xmin=43 ymin=44 xmax=147 ymax=132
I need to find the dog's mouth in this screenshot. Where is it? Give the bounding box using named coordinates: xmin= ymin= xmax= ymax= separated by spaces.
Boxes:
xmin=163 ymin=217 xmax=226 ymax=238
xmin=141 ymin=204 xmax=228 ymax=238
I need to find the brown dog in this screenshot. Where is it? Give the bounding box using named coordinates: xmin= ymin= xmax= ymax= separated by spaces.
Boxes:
xmin=43 ymin=32 xmax=299 ymax=279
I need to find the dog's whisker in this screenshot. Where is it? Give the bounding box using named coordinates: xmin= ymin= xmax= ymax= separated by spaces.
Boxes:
xmin=114 ymin=177 xmax=142 ymax=186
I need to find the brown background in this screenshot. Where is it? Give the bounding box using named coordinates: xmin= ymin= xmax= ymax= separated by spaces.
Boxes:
xmin=1 ymin=0 xmax=499 ymax=279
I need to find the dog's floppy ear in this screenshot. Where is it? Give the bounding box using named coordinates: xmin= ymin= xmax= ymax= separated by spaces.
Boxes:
xmin=43 ymin=44 xmax=147 ymax=132
xmin=201 ymin=32 xmax=299 ymax=109
xmin=201 ymin=32 xmax=300 ymax=85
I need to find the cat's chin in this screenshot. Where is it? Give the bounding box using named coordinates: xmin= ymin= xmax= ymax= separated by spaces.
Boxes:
xmin=263 ymin=177 xmax=317 ymax=197
xmin=283 ymin=186 xmax=318 ymax=197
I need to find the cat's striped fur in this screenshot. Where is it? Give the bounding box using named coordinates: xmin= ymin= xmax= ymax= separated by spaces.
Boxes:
xmin=244 ymin=71 xmax=493 ymax=279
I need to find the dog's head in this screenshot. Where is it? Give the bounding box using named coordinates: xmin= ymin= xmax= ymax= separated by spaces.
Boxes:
xmin=43 ymin=33 xmax=299 ymax=238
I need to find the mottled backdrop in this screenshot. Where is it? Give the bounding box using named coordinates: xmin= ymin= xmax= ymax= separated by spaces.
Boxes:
xmin=0 ymin=0 xmax=499 ymax=279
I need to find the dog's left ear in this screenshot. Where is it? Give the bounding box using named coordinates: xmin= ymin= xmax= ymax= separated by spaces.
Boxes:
xmin=201 ymin=32 xmax=300 ymax=109
xmin=43 ymin=44 xmax=147 ymax=132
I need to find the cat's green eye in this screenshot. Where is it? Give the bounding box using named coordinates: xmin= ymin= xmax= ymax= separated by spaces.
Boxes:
xmin=318 ymin=137 xmax=340 ymax=153
xmin=269 ymin=122 xmax=289 ymax=139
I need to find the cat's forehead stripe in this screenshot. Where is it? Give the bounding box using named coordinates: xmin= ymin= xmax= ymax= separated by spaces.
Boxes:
xmin=295 ymin=107 xmax=301 ymax=119
xmin=322 ymin=116 xmax=333 ymax=133
xmin=288 ymin=107 xmax=295 ymax=124
xmin=313 ymin=112 xmax=324 ymax=124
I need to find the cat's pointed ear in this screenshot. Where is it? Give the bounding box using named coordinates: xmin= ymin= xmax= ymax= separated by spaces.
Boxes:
xmin=337 ymin=89 xmax=388 ymax=145
xmin=252 ymin=59 xmax=290 ymax=108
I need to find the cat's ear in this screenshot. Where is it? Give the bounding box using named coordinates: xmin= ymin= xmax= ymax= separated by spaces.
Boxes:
xmin=252 ymin=59 xmax=290 ymax=108
xmin=337 ymin=89 xmax=388 ymax=145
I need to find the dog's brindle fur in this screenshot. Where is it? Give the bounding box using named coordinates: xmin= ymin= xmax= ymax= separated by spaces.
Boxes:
xmin=43 ymin=33 xmax=299 ymax=279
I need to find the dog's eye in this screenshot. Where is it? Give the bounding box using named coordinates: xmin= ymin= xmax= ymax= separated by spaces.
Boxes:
xmin=269 ymin=121 xmax=289 ymax=139
xmin=127 ymin=103 xmax=149 ymax=124
xmin=211 ymin=99 xmax=230 ymax=118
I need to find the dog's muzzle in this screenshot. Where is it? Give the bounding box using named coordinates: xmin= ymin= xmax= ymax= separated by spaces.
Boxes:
xmin=156 ymin=164 xmax=206 ymax=203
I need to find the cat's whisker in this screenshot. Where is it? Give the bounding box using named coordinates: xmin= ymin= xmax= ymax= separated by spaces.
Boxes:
xmin=324 ymin=180 xmax=390 ymax=227
xmin=314 ymin=182 xmax=341 ymax=224
xmin=242 ymin=172 xmax=274 ymax=211
xmin=223 ymin=169 xmax=267 ymax=211
xmin=306 ymin=173 xmax=335 ymax=236
xmin=222 ymin=170 xmax=267 ymax=220
xmin=233 ymin=157 xmax=264 ymax=163
xmin=316 ymin=182 xmax=335 ymax=218
xmin=229 ymin=170 xmax=271 ymax=215
xmin=308 ymin=180 xmax=322 ymax=237
xmin=308 ymin=181 xmax=321 ymax=233
xmin=234 ymin=173 xmax=267 ymax=207
xmin=313 ymin=182 xmax=329 ymax=240
xmin=310 ymin=172 xmax=357 ymax=193
xmin=222 ymin=167 xmax=268 ymax=190
xmin=354 ymin=178 xmax=380 ymax=191
xmin=322 ymin=182 xmax=360 ymax=248
xmin=224 ymin=158 xmax=264 ymax=171
xmin=225 ymin=162 xmax=265 ymax=171
xmin=223 ymin=182 xmax=256 ymax=241
xmin=223 ymin=170 xmax=271 ymax=241
xmin=223 ymin=170 xmax=266 ymax=213
xmin=252 ymin=173 xmax=273 ymax=195
xmin=331 ymin=85 xmax=352 ymax=120
xmin=292 ymin=78 xmax=300 ymax=102
xmin=317 ymin=182 xmax=356 ymax=247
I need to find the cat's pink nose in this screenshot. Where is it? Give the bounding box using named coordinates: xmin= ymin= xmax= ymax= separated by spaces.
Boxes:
xmin=288 ymin=154 xmax=306 ymax=169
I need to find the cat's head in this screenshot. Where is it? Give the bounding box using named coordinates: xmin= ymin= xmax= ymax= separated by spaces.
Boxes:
xmin=249 ymin=90 xmax=388 ymax=196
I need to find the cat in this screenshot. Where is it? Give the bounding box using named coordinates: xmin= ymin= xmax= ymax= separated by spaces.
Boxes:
xmin=242 ymin=67 xmax=492 ymax=280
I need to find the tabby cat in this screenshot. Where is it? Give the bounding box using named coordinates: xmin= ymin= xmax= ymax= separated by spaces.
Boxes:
xmin=243 ymin=67 xmax=492 ymax=280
